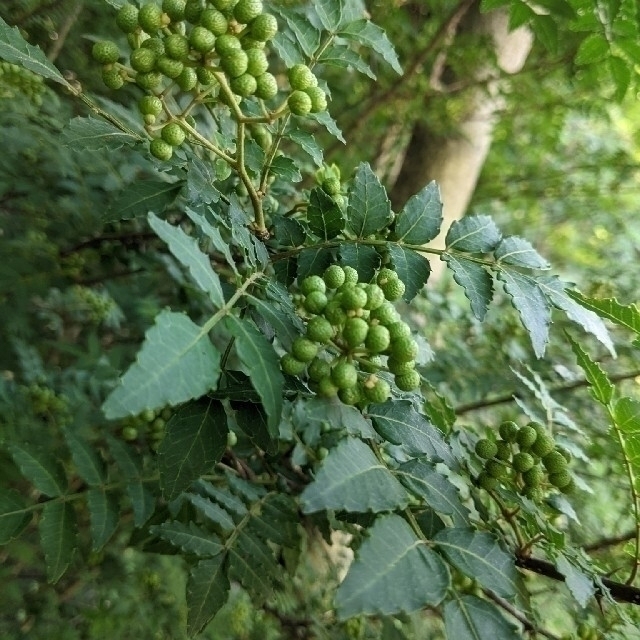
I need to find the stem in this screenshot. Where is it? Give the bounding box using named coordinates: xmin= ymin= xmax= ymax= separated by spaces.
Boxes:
xmin=259 ymin=114 xmax=291 ymax=195
xmin=235 ymin=120 xmax=267 ymax=235
xmin=178 ymin=118 xmax=236 ymax=165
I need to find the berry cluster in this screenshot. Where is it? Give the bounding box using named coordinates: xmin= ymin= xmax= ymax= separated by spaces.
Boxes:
xmin=120 ymin=407 xmax=172 ymax=450
xmin=316 ymin=163 xmax=345 ymax=210
xmin=475 ymin=421 xmax=573 ymax=501
xmin=0 ymin=61 xmax=45 ymax=105
xmin=280 ymin=265 xmax=421 ymax=406
xmin=24 ymin=384 xmax=69 ymax=421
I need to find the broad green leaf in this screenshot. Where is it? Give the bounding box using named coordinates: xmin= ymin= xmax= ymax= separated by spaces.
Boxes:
xmin=567 ymin=291 xmax=640 ymax=336
xmin=444 ymin=595 xmax=520 ymax=640
xmin=434 ymin=528 xmax=521 ymax=598
xmin=104 ymin=180 xmax=182 ymax=222
xmin=300 ymin=438 xmax=409 ymax=513
xmin=87 ymin=489 xmax=119 ymax=552
xmin=498 ymin=270 xmax=550 ymax=358
xmin=158 ymin=400 xmax=228 ymax=500
xmin=314 ymin=0 xmax=344 ymax=31
xmin=149 ymin=213 xmax=224 ymax=308
xmin=9 ymin=444 xmax=67 ymax=497
xmin=187 ymin=555 xmax=230 ymax=636
xmin=0 ymin=490 xmax=32 ymax=544
xmin=367 ymin=401 xmax=454 ymax=466
xmin=0 ymin=16 xmax=68 ymax=85
xmin=271 ymin=31 xmax=304 ymax=66
xmin=64 ymin=430 xmax=106 ymax=486
xmin=270 ymin=155 xmax=302 ymax=182
xmin=494 ymin=236 xmax=550 ymax=269
xmin=532 ymin=14 xmax=559 ymax=53
xmin=245 ymin=493 xmax=299 ymax=547
xmin=231 ymin=402 xmax=276 ymax=453
xmin=286 ymin=128 xmax=323 ymax=166
xmin=575 ymin=33 xmax=610 ymax=65
xmin=318 ymin=44 xmax=375 ymax=78
xmin=567 ymin=335 xmax=614 ymax=405
xmin=225 ymin=471 xmax=267 ymax=503
xmin=613 ymin=397 xmax=640 ymax=491
xmin=394 ymin=181 xmax=442 ymax=244
xmin=274 ymin=216 xmax=307 ymax=247
xmin=445 ymin=215 xmax=501 ymax=253
xmin=556 ymin=555 xmax=595 ymax=607
xmin=62 ymin=116 xmax=138 ymax=151
xmin=336 ymin=514 xmax=449 ymax=618
xmin=443 ymin=255 xmax=493 ymax=321
xmin=186 ymin=494 xmax=235 ymax=533
xmin=340 ymin=243 xmax=380 ymax=282
xmin=609 ymin=55 xmax=631 ymax=101
xmin=338 ymin=19 xmax=403 ymax=74
xmin=509 ymin=1 xmax=535 ymax=29
xmin=292 ymin=397 xmax=378 ymax=440
xmin=308 ymin=187 xmax=345 ymax=240
xmin=248 ymin=295 xmax=304 ymax=351
xmin=185 ymin=154 xmax=222 ymax=204
xmin=150 ymin=521 xmax=223 ymax=557
xmin=225 ymin=316 xmax=284 ymax=436
xmin=297 ymin=247 xmax=335 ymax=279
xmin=275 ymin=7 xmax=321 ymax=57
xmin=347 ymin=163 xmax=393 ymax=237
xmin=396 ymin=459 xmax=469 ymax=526
xmin=39 ymin=501 xmax=76 ymax=583
xmin=310 ymin=110 xmax=346 ymax=143
xmin=102 ymin=310 xmax=221 ymax=419
xmin=197 ymin=480 xmax=248 ymax=517
xmin=387 ymin=245 xmax=431 ymax=302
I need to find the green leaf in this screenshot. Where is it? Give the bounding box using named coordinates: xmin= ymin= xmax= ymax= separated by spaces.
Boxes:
xmin=394 ymin=181 xmax=442 ymax=244
xmin=9 ymin=444 xmax=67 ymax=497
xmin=300 ymin=437 xmax=409 ymax=513
xmin=151 ymin=521 xmax=223 ymax=557
xmin=347 ymin=163 xmax=393 ymax=237
xmin=185 ymin=154 xmax=222 ymax=205
xmin=185 ymin=206 xmax=239 ymax=275
xmin=286 ymin=128 xmax=323 ymax=166
xmin=187 ymin=555 xmax=230 ymax=636
xmin=367 ymin=401 xmax=455 ymax=466
xmin=64 ymin=430 xmax=106 ymax=486
xmin=497 ymin=270 xmax=550 ymax=358
xmin=567 ymin=291 xmax=640 ymax=336
xmin=297 ymin=247 xmax=335 ymax=279
xmin=336 ymin=514 xmax=449 ymax=618
xmin=62 ymin=116 xmax=139 ymax=152
xmin=104 ymin=180 xmax=182 ymax=222
xmin=271 ymin=31 xmax=304 ymax=67
xmin=509 ymin=1 xmax=535 ymax=29
xmin=532 ymin=14 xmax=559 ymax=53
xmin=494 ymin=236 xmax=550 ymax=269
xmin=609 ymin=55 xmax=631 ymax=101
xmin=396 ymin=459 xmax=469 ymax=526
xmin=613 ymin=397 xmax=640 ymax=492
xmin=314 ymin=0 xmax=344 ymax=31
xmin=445 ymin=215 xmax=501 ymax=253
xmin=246 ymin=493 xmax=299 ymax=547
xmin=186 ymin=494 xmax=235 ymax=533
xmin=232 ymin=402 xmax=276 ymax=453
xmin=338 ymin=19 xmax=403 ymax=75
xmin=0 ymin=490 xmax=32 ymax=544
xmin=225 ymin=316 xmax=284 ymax=436
xmin=443 ymin=255 xmax=493 ymax=321
xmin=87 ymin=489 xmax=119 ymax=552
xmin=310 ymin=110 xmax=346 ymax=143
xmin=444 ymin=595 xmax=520 ymax=640
xmin=197 ymin=480 xmax=248 ymax=517
xmin=556 ymin=554 xmax=595 ymax=607
xmin=434 ymin=528 xmax=521 ymax=598
xmin=387 ymin=245 xmax=431 ymax=302
xmin=248 ymin=295 xmax=304 ymax=351
xmin=274 ymin=216 xmax=307 ymax=247
xmin=274 ymin=7 xmax=321 ymax=58
xmin=149 ymin=213 xmax=224 ymax=308
xmin=308 ymin=187 xmax=345 ymax=240
xmin=292 ymin=397 xmax=378 ymax=440
xmin=339 ymin=243 xmax=380 ymax=282
xmin=102 ymin=310 xmax=221 ymax=419
xmin=567 ymin=335 xmax=614 ymax=405
xmin=0 ymin=16 xmax=68 ymax=85
xmin=39 ymin=501 xmax=76 ymax=583
xmin=269 ymin=155 xmax=302 ymax=182
xmin=318 ymin=43 xmax=375 ymax=79
xmin=158 ymin=400 xmax=228 ymax=500
xmin=575 ymin=33 xmax=610 ymax=65
xmin=479 ymin=0 xmax=511 ymax=11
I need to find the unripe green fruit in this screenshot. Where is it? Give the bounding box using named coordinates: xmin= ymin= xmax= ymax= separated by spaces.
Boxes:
xmin=324 ymin=265 xmax=346 ymax=289
xmin=549 ymin=470 xmax=572 ymax=489
xmin=364 ymin=284 xmax=385 ymax=311
xmin=161 ymin=122 xmax=186 ymax=146
xmin=163 ymin=0 xmax=186 ymax=21
xmin=391 ymin=337 xmax=419 ymax=362
xmin=305 ymin=86 xmax=327 ymax=112
xmin=230 ymin=73 xmax=257 ymax=96
xmin=234 ymin=0 xmax=262 ymax=24
xmin=317 ymin=376 xmax=339 ymax=397
xmin=116 ymin=4 xmax=139 ymax=33
xmin=306 ymin=316 xmax=334 ymax=343
xmin=477 ymin=472 xmax=498 ymax=491
xmin=516 ymin=426 xmax=538 ymax=450
xmin=485 ymin=460 xmax=508 ymax=480
xmin=288 ymin=90 xmax=312 ymax=116
xmin=92 ymin=41 xmax=120 ymax=64
xmin=377 ymin=268 xmax=398 ymax=287
xmin=381 ymin=277 xmax=405 ymax=301
xmin=201 ymin=8 xmax=228 ymax=35
xmin=530 ymin=433 xmax=555 ymax=458
xmin=512 ymin=452 xmax=535 ymax=473
xmin=139 ymin=95 xmax=163 ymax=116
xmin=142 ymin=37 xmax=165 ymax=55
xmin=475 ymin=438 xmax=498 ymax=459
xmin=300 ymin=275 xmax=326 ymax=295
xmin=242 ymin=37 xmax=266 ymax=50
xmin=102 ymin=67 xmax=125 ymax=89
xmin=254 ymin=72 xmax=278 ymax=99
xmin=250 ymin=12 xmax=278 ymax=41
xmin=138 ymin=3 xmax=164 ymax=32
xmin=215 ymin=34 xmax=242 ymax=57
xmin=343 ymin=317 xmax=369 ymax=348
xmin=227 ymin=430 xmax=238 ymax=447
xmin=304 ymin=290 xmax=328 ymax=314
xmin=322 ymin=177 xmax=341 ymax=196
xmin=165 ymin=33 xmax=190 ymax=60
xmin=331 ymin=361 xmax=358 ymax=390
xmin=245 ymin=48 xmax=269 ymax=77
xmin=499 ymin=421 xmax=519 ymax=443
xmin=308 ymin=357 xmax=331 ymax=382
xmin=365 ymin=324 xmax=390 ymax=353
xmin=184 ymin=0 xmax=205 ymax=22
xmin=292 ymin=337 xmax=318 ymax=363
xmin=521 ymin=484 xmax=544 ymax=502
xmin=122 ymin=426 xmax=138 ymax=441
xmin=288 ymin=64 xmax=316 ymax=91
xmin=370 ymin=301 xmax=399 ymax=326
xmin=387 ymin=357 xmax=415 ymax=376
xmin=361 ymin=355 xmax=383 ymax=373
xmin=196 ymin=66 xmax=216 ymax=85
xmin=387 ymin=321 xmax=411 ymax=341
xmin=221 ymin=50 xmax=249 ymax=78
xmin=522 ymin=466 xmax=545 ymax=487
xmin=340 ymin=266 xmax=357 ymax=285
xmin=339 ymin=286 xmax=367 ymax=311
xmin=543 ymin=450 xmax=568 ymax=474
xmin=130 ymin=48 xmax=157 ymax=72
xmin=157 ymin=55 xmax=184 ymax=78
xmin=557 ymin=447 xmax=572 ymax=463
xmin=280 ymin=353 xmax=306 ymax=376
xmin=176 ymin=66 xmax=198 ymax=90
xmin=559 ymin=478 xmax=575 ymax=494
xmin=495 ymin=441 xmax=511 ymax=461
xmin=249 ymin=124 xmax=272 ymax=150
xmin=395 ymin=369 xmax=421 ymax=391
xmin=324 ymin=301 xmax=346 ymax=327
xmin=190 ymin=26 xmax=216 ymax=53
xmin=363 ymin=376 xmax=390 ymax=403
xmin=339 ymin=385 xmax=362 ymax=406
xmin=150 ymin=138 xmax=173 ymax=161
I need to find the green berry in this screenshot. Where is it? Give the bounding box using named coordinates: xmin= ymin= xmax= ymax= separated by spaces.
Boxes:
xmin=116 ymin=4 xmax=139 ymax=33
xmin=323 ymin=265 xmax=346 ymax=289
xmin=150 ymin=138 xmax=173 ymax=161
xmin=377 ymin=268 xmax=398 ymax=287
xmin=513 ymin=452 xmax=535 ymax=473
xmin=306 ymin=316 xmax=334 ymax=343
xmin=395 ymin=370 xmax=421 ymax=391
xmin=190 ymin=26 xmax=216 ymax=53
xmin=365 ymin=324 xmax=390 ymax=353
xmin=387 ymin=321 xmax=411 ymax=341
xmin=363 ymin=376 xmax=390 ymax=403
xmin=138 ymin=3 xmax=164 ymax=33
xmin=304 ymin=290 xmax=328 ymax=314
xmin=543 ymin=450 xmax=568 ymax=474
xmin=387 ymin=357 xmax=415 ymax=376
xmin=184 ymin=0 xmax=205 ymax=22
xmin=250 ymin=12 xmax=278 ymax=41
xmin=288 ymin=90 xmax=312 ymax=116
xmin=292 ymin=337 xmax=318 ymax=363
xmin=196 ymin=66 xmax=216 ymax=85
xmin=340 ymin=287 xmax=368 ymax=311
xmin=391 ymin=337 xmax=419 ymax=362
xmin=163 ymin=0 xmax=186 ymax=21
xmin=521 ymin=484 xmax=544 ymax=502
xmin=201 ymin=8 xmax=228 ymax=35
xmin=227 ymin=430 xmax=238 ymax=447
xmin=288 ymin=64 xmax=316 ymax=91
xmin=485 ymin=460 xmax=508 ymax=480
xmin=499 ymin=421 xmax=519 ymax=443
xmin=530 ymin=433 xmax=555 ymax=458
xmin=477 ymin=472 xmax=498 ymax=491
xmin=364 ymin=284 xmax=385 ymax=311
xmin=156 ymin=55 xmax=184 ymax=78
xmin=122 ymin=426 xmax=138 ymax=441
xmin=280 ymin=353 xmax=306 ymax=376
xmin=92 ymin=41 xmax=120 ymax=64
xmin=142 ymin=37 xmax=165 ymax=56
xmin=254 ymin=72 xmax=278 ymax=99
xmin=370 ymin=301 xmax=399 ymax=326
xmin=322 ymin=177 xmax=341 ymax=196
xmin=215 ymin=34 xmax=242 ymax=57
xmin=165 ymin=33 xmax=190 ymax=60
xmin=343 ymin=266 xmax=359 ymax=285
xmin=221 ymin=50 xmax=249 ymax=78
xmin=102 ymin=67 xmax=125 ymax=90
xmin=230 ymin=73 xmax=257 ymax=96
xmin=360 ymin=355 xmax=383 ymax=373
xmin=305 ymin=86 xmax=327 ymax=112
xmin=308 ymin=357 xmax=331 ymax=382
xmin=324 ymin=301 xmax=347 ymax=327
xmin=176 ymin=66 xmax=198 ymax=90
xmin=522 ymin=466 xmax=545 ymax=487
xmin=559 ymin=478 xmax=575 ymax=494
xmin=495 ymin=441 xmax=511 ymax=461
xmin=246 ymin=48 xmax=269 ymax=77
xmin=139 ymin=95 xmax=163 ymax=116
xmin=130 ymin=48 xmax=157 ymax=72
xmin=475 ymin=438 xmax=498 ymax=459
xmin=343 ymin=317 xmax=369 ymax=348
xmin=317 ymin=376 xmax=338 ymax=397
xmin=234 ymin=0 xmax=263 ymax=24
xmin=381 ymin=278 xmax=405 ymax=301
xmin=557 ymin=447 xmax=572 ymax=463
xmin=516 ymin=426 xmax=538 ymax=450
xmin=161 ymin=122 xmax=186 ymax=146
xmin=331 ymin=361 xmax=358 ymax=390
xmin=339 ymin=385 xmax=362 ymax=406
xmin=249 ymin=124 xmax=272 ymax=150
xmin=300 ymin=275 xmax=326 ymax=295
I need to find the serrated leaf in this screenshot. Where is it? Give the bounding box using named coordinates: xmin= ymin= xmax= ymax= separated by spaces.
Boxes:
xmin=443 ymin=255 xmax=493 ymax=320
xmin=186 ymin=493 xmax=235 ymax=533
xmin=394 ymin=181 xmax=442 ymax=244
xmin=336 ymin=514 xmax=449 ymax=618
xmin=494 ymin=236 xmax=550 ymax=269
xmin=347 ymin=163 xmax=392 ymax=237
xmin=197 ymin=480 xmax=248 ymax=517
xmin=297 ymin=247 xmax=335 ymax=279
xmin=9 ymin=444 xmax=67 ymax=497
xmin=103 ymin=310 xmax=221 ymax=419
xmin=339 ymin=243 xmax=380 ymax=282
xmin=445 ymin=215 xmax=502 ymax=253
xmin=308 ymin=187 xmax=345 ymax=240
xmin=248 ymin=295 xmax=304 ymax=351
xmin=286 ymin=128 xmax=323 ymax=166
xmin=185 ymin=154 xmax=222 ymax=204
xmin=275 ymin=7 xmax=321 ymax=58
xmin=567 ymin=334 xmax=614 ymax=405
xmin=232 ymin=402 xmax=276 ymax=453
xmin=269 ymin=155 xmax=302 ymax=182
xmin=309 ymin=110 xmax=346 ymax=143
xmin=151 ymin=521 xmax=223 ymax=557
xmin=318 ymin=43 xmax=375 ymax=78
xmin=575 ymin=33 xmax=610 ymax=64
xmin=387 ymin=244 xmax=431 ymax=302
xmin=62 ymin=116 xmax=138 ymax=151
xmin=63 ymin=430 xmax=106 ymax=486
xmin=367 ymin=401 xmax=454 ymax=466
xmin=567 ymin=290 xmax=640 ymax=336
xmin=274 ymin=216 xmax=307 ymax=247
xmin=444 ymin=595 xmax=520 ymax=640
xmin=271 ymin=31 xmax=304 ymax=66
xmin=104 ymin=180 xmax=182 ymax=222
xmin=532 ymin=14 xmax=559 ymax=53
xmin=338 ymin=19 xmax=403 ymax=75
xmin=158 ymin=400 xmax=228 ymax=500
xmin=187 ymin=555 xmax=230 ymax=636
xmin=0 ymin=490 xmax=32 ymax=544
xmin=225 ymin=317 xmax=284 ymax=436
xmin=227 ymin=529 xmax=280 ymax=600
xmin=314 ymin=0 xmax=344 ymax=31
xmin=613 ymin=397 xmax=640 ymax=491
xmin=149 ymin=213 xmax=224 ymax=308
xmin=396 ymin=459 xmax=469 ymax=526
xmin=292 ymin=397 xmax=378 ymax=440
xmin=87 ymin=489 xmax=119 ymax=552
xmin=434 ymin=528 xmax=521 ymax=598
xmin=509 ymin=1 xmax=535 ymax=29
xmin=0 ymin=16 xmax=68 ymax=85
xmin=498 ymin=270 xmax=550 ymax=358
xmin=556 ymin=555 xmax=595 ymax=607
xmin=247 ymin=493 xmax=299 ymax=547
xmin=39 ymin=501 xmax=76 ymax=583
xmin=300 ymin=438 xmax=409 ymax=513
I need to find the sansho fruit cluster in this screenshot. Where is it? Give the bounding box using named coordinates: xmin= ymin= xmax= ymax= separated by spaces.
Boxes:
xmin=475 ymin=420 xmax=574 ymax=501
xmin=281 ymin=264 xmax=422 ymax=406
xmin=0 ymin=61 xmax=45 ymax=105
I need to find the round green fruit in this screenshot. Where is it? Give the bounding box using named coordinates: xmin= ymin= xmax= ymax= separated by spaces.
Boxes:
xmin=196 ymin=65 xmax=216 ymax=85
xmin=246 ymin=48 xmax=269 ymax=77
xmin=184 ymin=0 xmax=206 ymax=22
xmin=139 ymin=95 xmax=163 ymax=116
xmin=377 ymin=268 xmax=398 ymax=287
xmin=516 ymin=426 xmax=538 ymax=450
xmin=291 ymin=337 xmax=318 ymax=363
xmin=189 ymin=26 xmax=216 ymax=53
xmin=157 ymin=55 xmax=184 ymax=78
xmin=475 ymin=438 xmax=498 ymax=459
xmin=363 ymin=377 xmax=390 ymax=403
xmin=521 ymin=484 xmax=544 ymax=502
xmin=300 ymin=275 xmax=326 ymax=295
xmin=499 ymin=421 xmax=519 ymax=443
xmin=530 ymin=433 xmax=555 ymax=458
xmin=381 ymin=277 xmax=405 ymax=301
xmin=102 ymin=68 xmax=125 ymax=89
xmin=387 ymin=321 xmax=411 ymax=341
xmin=317 ymin=376 xmax=338 ymax=397
xmin=306 ymin=316 xmax=334 ymax=343
xmin=201 ymin=8 xmax=228 ymax=35
xmin=165 ymin=33 xmax=190 ymax=60
xmin=485 ymin=460 xmax=508 ymax=480
xmin=477 ymin=472 xmax=498 ymax=491
xmin=339 ymin=385 xmax=362 ymax=406
xmin=230 ymin=73 xmax=257 ymax=96
xmin=343 ymin=266 xmax=359 ymax=285
xmin=250 ymin=12 xmax=278 ymax=40
xmin=176 ymin=66 xmax=198 ymax=90
xmin=324 ymin=265 xmax=346 ymax=289
xmin=138 ymin=3 xmax=164 ymax=32
xmin=142 ymin=37 xmax=165 ymax=55
xmin=495 ymin=441 xmax=511 ymax=461
xmin=343 ymin=317 xmax=369 ymax=348
xmin=331 ymin=361 xmax=358 ymax=390
xmin=215 ymin=34 xmax=242 ymax=57
xmin=387 ymin=357 xmax=415 ymax=376
xmin=150 ymin=138 xmax=173 ymax=161
xmin=360 ymin=355 xmax=383 ymax=373
xmin=543 ymin=450 xmax=568 ymax=474
xmin=395 ymin=370 xmax=421 ymax=391
xmin=161 ymin=122 xmax=186 ymax=146
xmin=254 ymin=72 xmax=278 ymax=99
xmin=137 ymin=71 xmax=163 ymax=91
xmin=305 ymin=86 xmax=327 ymax=112
xmin=365 ymin=324 xmax=390 ymax=353
xmin=288 ymin=63 xmax=316 ymax=91
xmin=227 ymin=430 xmax=238 ymax=447
xmin=234 ymin=0 xmax=263 ymax=24
xmin=280 ymin=353 xmax=306 ymax=376
xmin=163 ymin=0 xmax=186 ymax=21
xmin=340 ymin=286 xmax=367 ymax=311
xmin=122 ymin=426 xmax=138 ymax=441
xmin=390 ymin=336 xmax=419 ymax=362
xmin=308 ymin=357 xmax=331 ymax=382
xmin=221 ymin=50 xmax=249 ymax=78
xmin=321 ymin=177 xmax=341 ymax=196
xmin=548 ymin=470 xmax=572 ymax=489
xmin=288 ymin=90 xmax=312 ymax=116
xmin=364 ymin=284 xmax=385 ymax=311
xmin=116 ymin=4 xmax=139 ymax=33
xmin=324 ymin=301 xmax=346 ymax=327
xmin=513 ymin=452 xmax=535 ymax=473
xmin=304 ymin=290 xmax=328 ymax=314
xmin=370 ymin=301 xmax=399 ymax=326
xmin=522 ymin=466 xmax=545 ymax=487
xmin=249 ymin=124 xmax=272 ymax=150
xmin=130 ymin=48 xmax=157 ymax=72
xmin=92 ymin=41 xmax=120 ymax=64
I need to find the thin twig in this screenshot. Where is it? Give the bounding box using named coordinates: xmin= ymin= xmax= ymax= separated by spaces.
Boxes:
xmin=47 ymin=0 xmax=84 ymax=62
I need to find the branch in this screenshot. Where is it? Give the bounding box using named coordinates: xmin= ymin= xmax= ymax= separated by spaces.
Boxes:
xmin=584 ymin=531 xmax=636 ymax=553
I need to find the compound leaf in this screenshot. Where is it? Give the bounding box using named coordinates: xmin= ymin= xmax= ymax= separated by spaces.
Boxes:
xmin=104 ymin=180 xmax=182 ymax=222
xmin=445 ymin=215 xmax=501 ymax=253
xmin=0 ymin=490 xmax=32 ymax=544
xmin=9 ymin=444 xmax=67 ymax=497
xmin=387 ymin=245 xmax=431 ymax=302
xmin=318 ymin=43 xmax=375 ymax=78
xmin=338 ymin=19 xmax=403 ymax=74
xmin=308 ymin=187 xmax=345 ymax=240
xmin=567 ymin=335 xmax=614 ymax=405
xmin=314 ymin=0 xmax=344 ymax=30
xmin=567 ymin=291 xmax=640 ymax=336
xmin=64 ymin=430 xmax=106 ymax=486
xmin=151 ymin=521 xmax=223 ymax=557
xmin=62 ymin=116 xmax=138 ymax=152
xmin=494 ymin=236 xmax=550 ymax=269
xmin=87 ymin=489 xmax=119 ymax=552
